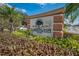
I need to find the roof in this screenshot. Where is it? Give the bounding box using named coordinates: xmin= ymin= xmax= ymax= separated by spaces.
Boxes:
xmin=26 ymin=7 xmax=64 ymax=19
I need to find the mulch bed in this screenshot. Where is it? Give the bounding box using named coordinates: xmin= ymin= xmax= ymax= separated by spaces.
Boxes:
xmin=0 ymin=32 xmax=79 ymax=56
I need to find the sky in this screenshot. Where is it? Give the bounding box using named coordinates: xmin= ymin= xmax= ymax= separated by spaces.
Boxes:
xmin=8 ymin=3 xmax=65 ymax=16
xmin=3 ymin=3 xmax=79 ymax=25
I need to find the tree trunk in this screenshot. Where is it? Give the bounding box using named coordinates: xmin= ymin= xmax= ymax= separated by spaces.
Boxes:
xmin=0 ymin=25 xmax=3 ymax=32
xmin=0 ymin=21 xmax=4 ymax=32
xmin=9 ymin=23 xmax=14 ymax=32
xmin=9 ymin=18 xmax=14 ymax=33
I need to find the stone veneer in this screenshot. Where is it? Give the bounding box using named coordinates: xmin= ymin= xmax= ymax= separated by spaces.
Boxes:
xmin=53 ymin=15 xmax=64 ymax=38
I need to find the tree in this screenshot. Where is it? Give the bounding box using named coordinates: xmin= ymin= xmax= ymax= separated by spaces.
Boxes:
xmin=36 ymin=19 xmax=43 ymax=28
xmin=65 ymin=3 xmax=79 ymax=23
xmin=0 ymin=4 xmax=25 ymax=32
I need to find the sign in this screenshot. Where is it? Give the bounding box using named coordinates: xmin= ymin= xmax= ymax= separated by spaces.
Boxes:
xmin=30 ymin=16 xmax=53 ymax=37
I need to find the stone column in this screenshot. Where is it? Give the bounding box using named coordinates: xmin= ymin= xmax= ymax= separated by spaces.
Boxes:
xmin=53 ymin=15 xmax=64 ymax=38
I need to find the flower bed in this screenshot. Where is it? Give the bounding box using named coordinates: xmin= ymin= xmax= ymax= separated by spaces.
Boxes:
xmin=0 ymin=31 xmax=79 ymax=56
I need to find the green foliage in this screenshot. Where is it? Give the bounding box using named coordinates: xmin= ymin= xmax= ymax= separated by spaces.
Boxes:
xmin=12 ymin=29 xmax=79 ymax=52
xmin=33 ymin=35 xmax=54 ymax=44
xmin=71 ymin=35 xmax=79 ymax=40
xmin=12 ymin=30 xmax=26 ymax=38
xmin=65 ymin=3 xmax=79 ymax=23
xmin=0 ymin=4 xmax=25 ymax=31
xmin=12 ymin=29 xmax=79 ymax=53
xmin=55 ymin=38 xmax=79 ymax=50
xmin=32 ymin=35 xmax=79 ymax=52
xmin=12 ymin=29 xmax=32 ymax=38
xmin=1 ymin=31 xmax=79 ymax=55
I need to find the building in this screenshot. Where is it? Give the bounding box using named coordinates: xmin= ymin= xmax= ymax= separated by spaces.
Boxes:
xmin=25 ymin=8 xmax=64 ymax=38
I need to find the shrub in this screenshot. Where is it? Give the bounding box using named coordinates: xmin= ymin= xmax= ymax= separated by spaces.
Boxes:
xmin=32 ymin=35 xmax=79 ymax=52
xmin=12 ymin=30 xmax=26 ymax=38
xmin=71 ymin=35 xmax=79 ymax=40
xmin=11 ymin=29 xmax=79 ymax=55
xmin=33 ymin=35 xmax=54 ymax=44
xmin=12 ymin=29 xmax=32 ymax=38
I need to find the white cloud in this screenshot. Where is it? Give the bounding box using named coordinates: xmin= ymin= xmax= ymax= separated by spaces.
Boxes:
xmin=5 ymin=4 xmax=27 ymax=14
xmin=37 ymin=3 xmax=47 ymax=8
xmin=21 ymin=9 xmax=27 ymax=13
xmin=15 ymin=8 xmax=27 ymax=13
xmin=37 ymin=3 xmax=56 ymax=8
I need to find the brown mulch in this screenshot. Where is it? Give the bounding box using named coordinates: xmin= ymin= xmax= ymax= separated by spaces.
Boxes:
xmin=0 ymin=32 xmax=79 ymax=56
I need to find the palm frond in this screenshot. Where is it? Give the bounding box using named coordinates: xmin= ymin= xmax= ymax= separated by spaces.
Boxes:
xmin=65 ymin=3 xmax=79 ymax=22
